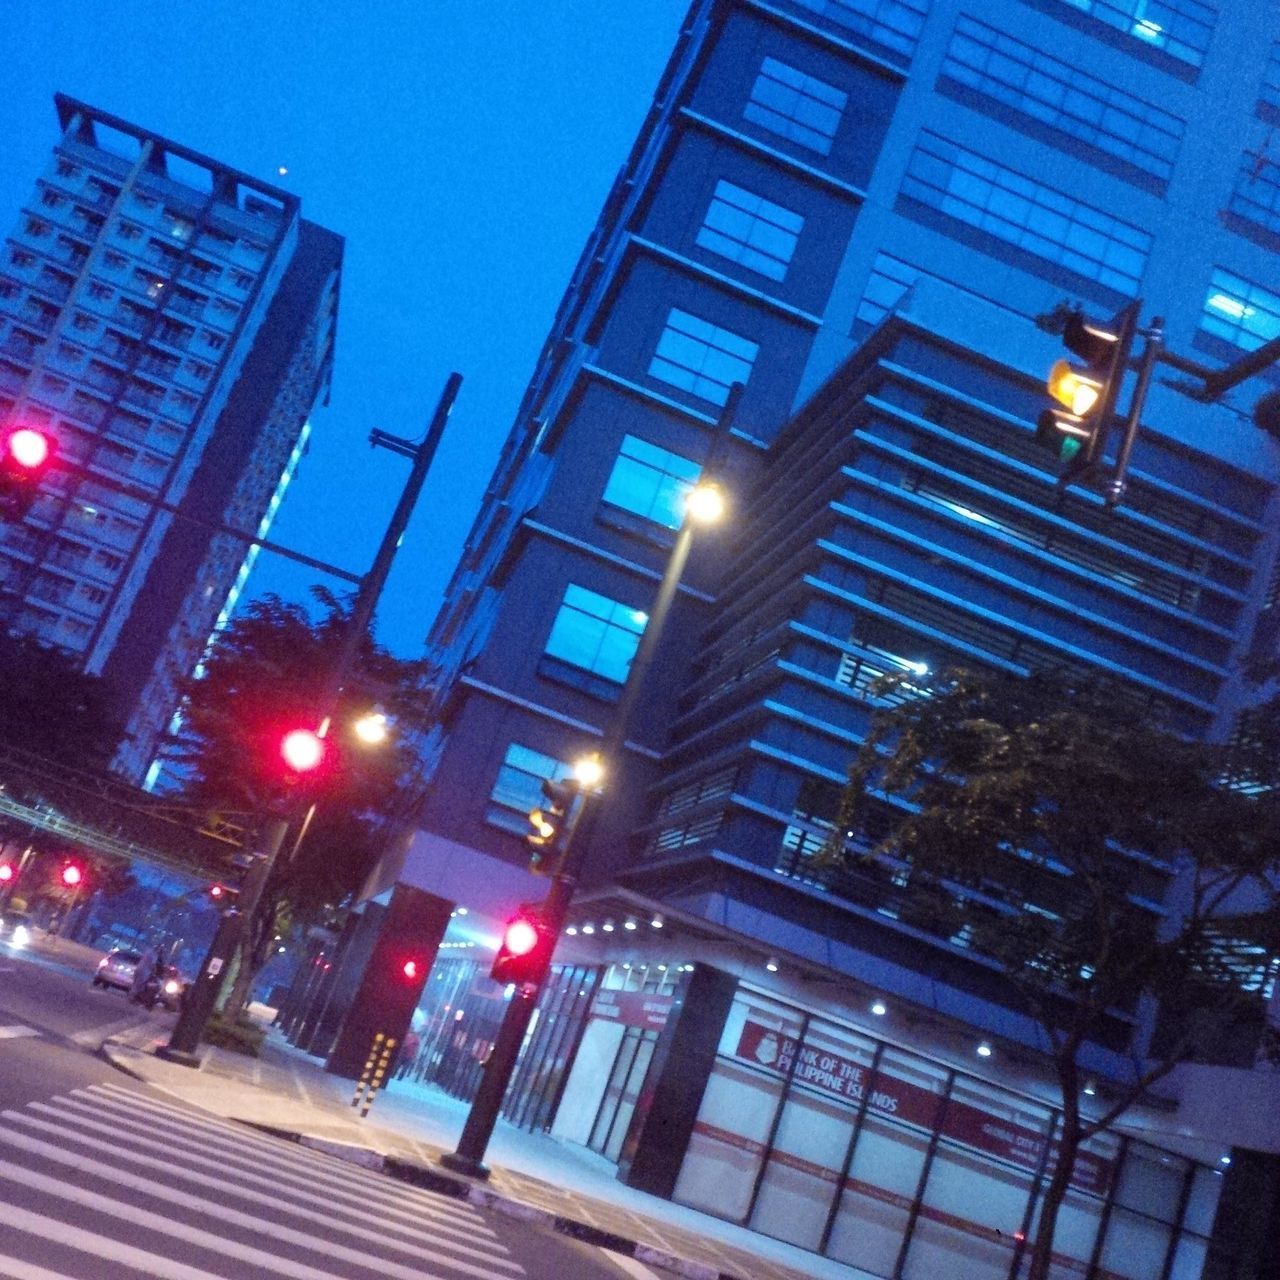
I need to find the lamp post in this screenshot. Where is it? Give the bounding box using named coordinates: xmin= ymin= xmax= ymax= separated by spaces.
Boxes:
xmin=441 ymin=385 xmax=740 ymax=1179
xmin=158 ymin=373 xmax=462 ymax=1066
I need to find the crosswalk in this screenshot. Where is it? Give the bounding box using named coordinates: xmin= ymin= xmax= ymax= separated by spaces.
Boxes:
xmin=0 ymin=1025 xmax=40 ymax=1040
xmin=0 ymin=1081 xmax=527 ymax=1280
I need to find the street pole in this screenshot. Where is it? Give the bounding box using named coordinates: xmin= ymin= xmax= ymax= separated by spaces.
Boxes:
xmin=441 ymin=384 xmax=741 ymax=1179
xmin=156 ymin=372 xmax=462 ymax=1066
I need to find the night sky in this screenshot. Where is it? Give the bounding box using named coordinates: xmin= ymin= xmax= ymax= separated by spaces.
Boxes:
xmin=1 ymin=2 xmax=688 ymax=656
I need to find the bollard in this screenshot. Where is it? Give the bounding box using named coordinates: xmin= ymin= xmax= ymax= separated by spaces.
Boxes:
xmin=358 ymin=1036 xmax=397 ymax=1119
xmin=351 ymin=1032 xmax=385 ymax=1109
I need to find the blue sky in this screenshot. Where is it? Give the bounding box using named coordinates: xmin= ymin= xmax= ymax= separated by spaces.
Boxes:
xmin=1 ymin=2 xmax=688 ymax=655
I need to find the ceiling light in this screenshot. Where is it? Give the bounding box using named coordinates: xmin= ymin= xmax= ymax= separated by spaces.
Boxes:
xmin=623 ymin=919 xmax=637 ymax=931
xmin=765 ymin=958 xmax=779 ymax=973
xmin=977 ymin=1042 xmax=993 ymax=1058
xmin=871 ymin=999 xmax=887 ymax=1017
xmin=650 ymin=916 xmax=664 ymax=929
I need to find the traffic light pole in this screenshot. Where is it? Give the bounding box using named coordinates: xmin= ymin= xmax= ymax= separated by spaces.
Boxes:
xmin=441 ymin=385 xmax=741 ymax=1180
xmin=156 ymin=372 xmax=462 ymax=1067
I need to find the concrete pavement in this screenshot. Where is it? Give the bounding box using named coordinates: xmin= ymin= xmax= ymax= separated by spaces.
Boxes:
xmin=100 ymin=1017 xmax=863 ymax=1280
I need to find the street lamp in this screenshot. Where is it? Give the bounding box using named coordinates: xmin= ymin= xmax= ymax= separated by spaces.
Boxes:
xmin=158 ymin=373 xmax=462 ymax=1068
xmin=352 ymin=709 xmax=390 ymax=745
xmin=441 ymin=384 xmax=740 ymax=1180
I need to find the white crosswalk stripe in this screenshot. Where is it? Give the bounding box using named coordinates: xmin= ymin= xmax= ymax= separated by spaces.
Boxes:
xmin=0 ymin=1024 xmax=40 ymax=1040
xmin=0 ymin=1084 xmax=526 ymax=1280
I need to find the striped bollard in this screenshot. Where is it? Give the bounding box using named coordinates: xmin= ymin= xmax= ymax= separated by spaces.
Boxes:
xmin=358 ymin=1036 xmax=397 ymax=1119
xmin=351 ymin=1032 xmax=385 ymax=1110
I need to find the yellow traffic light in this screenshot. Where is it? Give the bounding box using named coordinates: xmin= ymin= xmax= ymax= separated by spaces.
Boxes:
xmin=1047 ymin=360 xmax=1101 ymax=417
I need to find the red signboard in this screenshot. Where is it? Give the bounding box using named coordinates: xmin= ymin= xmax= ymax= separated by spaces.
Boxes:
xmin=733 ymin=1018 xmax=1112 ymax=1195
xmin=591 ymin=989 xmax=674 ymax=1032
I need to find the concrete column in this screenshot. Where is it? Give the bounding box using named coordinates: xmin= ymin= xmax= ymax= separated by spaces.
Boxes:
xmin=325 ymin=885 xmax=453 ymax=1079
xmin=616 ymin=963 xmax=737 ymax=1198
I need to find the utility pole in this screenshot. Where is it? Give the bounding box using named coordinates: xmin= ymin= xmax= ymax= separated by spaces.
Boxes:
xmin=441 ymin=384 xmax=740 ymax=1179
xmin=158 ymin=373 xmax=462 ymax=1067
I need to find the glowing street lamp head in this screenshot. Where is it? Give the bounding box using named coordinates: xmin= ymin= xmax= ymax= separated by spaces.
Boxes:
xmin=281 ymin=728 xmax=326 ymax=773
xmin=573 ymin=754 xmax=605 ymax=789
xmin=685 ymin=481 xmax=726 ymax=525
xmin=352 ymin=710 xmax=389 ymax=745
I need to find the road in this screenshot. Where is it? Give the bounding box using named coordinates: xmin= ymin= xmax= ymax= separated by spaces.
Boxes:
xmin=0 ymin=938 xmax=657 ymax=1280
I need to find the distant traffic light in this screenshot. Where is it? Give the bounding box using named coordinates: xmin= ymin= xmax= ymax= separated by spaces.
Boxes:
xmin=491 ymin=908 xmax=554 ymax=986
xmin=0 ymin=864 xmax=13 ymax=884
xmin=0 ymin=425 xmax=56 ymax=520
xmin=1037 ymin=303 xmax=1139 ymax=469
xmin=61 ymin=863 xmax=83 ymax=888
xmin=208 ymin=882 xmax=238 ymax=905
xmin=526 ymin=778 xmax=575 ymax=874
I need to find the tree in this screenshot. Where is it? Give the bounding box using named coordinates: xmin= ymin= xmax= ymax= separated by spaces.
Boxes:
xmin=162 ymin=590 xmax=431 ymax=1015
xmin=824 ymin=667 xmax=1279 ymax=1280
xmin=0 ymin=631 xmax=122 ymax=774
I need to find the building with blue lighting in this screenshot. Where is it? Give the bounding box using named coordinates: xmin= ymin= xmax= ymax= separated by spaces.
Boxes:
xmin=0 ymin=96 xmax=342 ymax=781
xmin=300 ymin=3 xmax=1280 ymax=1275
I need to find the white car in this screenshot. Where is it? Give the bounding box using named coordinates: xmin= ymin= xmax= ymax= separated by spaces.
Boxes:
xmin=93 ymin=949 xmax=141 ymax=992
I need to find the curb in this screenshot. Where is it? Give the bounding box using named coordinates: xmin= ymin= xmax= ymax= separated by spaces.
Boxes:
xmin=243 ymin=1122 xmax=745 ymax=1280
xmin=98 ymin=1040 xmax=749 ymax=1280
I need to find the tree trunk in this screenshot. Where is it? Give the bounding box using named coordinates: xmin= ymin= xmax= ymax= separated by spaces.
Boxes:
xmin=222 ymin=902 xmax=278 ymax=1019
xmin=1027 ymin=1134 xmax=1080 ymax=1280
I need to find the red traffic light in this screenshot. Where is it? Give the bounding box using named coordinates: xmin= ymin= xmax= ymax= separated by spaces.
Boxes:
xmin=491 ymin=909 xmax=554 ymax=986
xmin=503 ymin=918 xmax=539 ymax=957
xmin=281 ymin=728 xmax=326 ymax=773
xmin=0 ymin=864 xmax=13 ymax=883
xmin=401 ymin=959 xmax=421 ymax=981
xmin=6 ymin=427 xmax=52 ymax=470
xmin=61 ymin=864 xmax=83 ymax=887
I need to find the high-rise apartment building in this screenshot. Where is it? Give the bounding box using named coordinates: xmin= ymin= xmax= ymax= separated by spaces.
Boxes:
xmin=295 ymin=4 xmax=1280 ymax=1275
xmin=0 ymin=96 xmax=342 ymax=781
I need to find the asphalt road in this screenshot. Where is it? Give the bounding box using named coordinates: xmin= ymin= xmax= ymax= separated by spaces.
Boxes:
xmin=0 ymin=942 xmax=657 ymax=1280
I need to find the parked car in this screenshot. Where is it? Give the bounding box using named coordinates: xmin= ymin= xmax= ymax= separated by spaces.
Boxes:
xmin=93 ymin=948 xmax=141 ymax=992
xmin=0 ymin=909 xmax=34 ymax=949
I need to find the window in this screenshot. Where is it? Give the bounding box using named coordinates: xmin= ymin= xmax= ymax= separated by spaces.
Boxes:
xmin=545 ymin=584 xmax=646 ymax=684
xmin=648 ymin=308 xmax=758 ymax=405
xmin=602 ymin=435 xmax=702 ymax=528
xmin=24 ymin=217 xmax=50 ymax=238
xmin=71 ymin=312 xmax=97 ymax=333
xmin=9 ymin=248 xmax=35 ymax=269
xmin=744 ymin=57 xmax=847 ymax=156
xmin=1261 ymin=43 xmax=1280 ymax=116
xmin=787 ymin=0 xmax=928 ymax=62
xmin=39 ymin=188 xmax=63 ymax=209
xmin=696 ymin=181 xmax=803 ymax=282
xmin=487 ymin=743 xmax=574 ymax=832
xmin=1056 ymin=0 xmax=1215 ymax=67
xmin=202 ymin=330 xmax=226 ymax=351
xmin=1228 ymin=149 xmax=1280 ymax=239
xmin=230 ymin=269 xmax=254 ymax=290
xmin=55 ymin=159 xmax=79 ymax=179
xmin=117 ymin=221 xmax=142 ymax=241
xmin=942 ymin=16 xmax=1184 ymax=184
xmin=900 ymin=133 xmax=1151 ymax=293
xmin=1200 ymin=269 xmax=1280 ymax=350
xmin=167 ymin=213 xmax=194 ymax=241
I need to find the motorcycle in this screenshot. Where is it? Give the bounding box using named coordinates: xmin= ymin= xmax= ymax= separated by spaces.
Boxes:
xmin=129 ymin=966 xmax=185 ymax=1012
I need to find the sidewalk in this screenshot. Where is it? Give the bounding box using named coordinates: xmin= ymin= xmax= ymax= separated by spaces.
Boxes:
xmin=101 ymin=1019 xmax=866 ymax=1280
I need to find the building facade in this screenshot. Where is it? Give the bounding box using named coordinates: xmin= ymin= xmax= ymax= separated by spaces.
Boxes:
xmin=0 ymin=96 xmax=342 ymax=780
xmin=293 ymin=3 xmax=1280 ymax=1277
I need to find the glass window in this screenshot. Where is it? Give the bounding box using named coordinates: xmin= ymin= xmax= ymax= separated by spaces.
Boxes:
xmin=1056 ymin=0 xmax=1216 ymax=67
xmin=696 ymin=180 xmax=804 ymax=282
xmin=900 ymin=133 xmax=1151 ymax=293
xmin=1227 ymin=149 xmax=1280 ymax=239
xmin=544 ymin=584 xmax=646 ymax=684
xmin=744 ymin=57 xmax=847 ymax=156
xmin=786 ymin=0 xmax=929 ymax=62
xmin=943 ymin=17 xmax=1184 ymax=184
xmin=488 ymin=742 xmax=573 ymax=831
xmin=1261 ymin=42 xmax=1280 ymax=115
xmin=1200 ymin=268 xmax=1280 ymax=350
xmin=602 ymin=435 xmax=701 ymax=529
xmin=648 ymin=308 xmax=758 ymax=406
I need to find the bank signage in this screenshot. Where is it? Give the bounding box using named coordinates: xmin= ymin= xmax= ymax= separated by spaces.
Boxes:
xmin=591 ymin=989 xmax=673 ymax=1032
xmin=734 ymin=1018 xmax=1112 ymax=1194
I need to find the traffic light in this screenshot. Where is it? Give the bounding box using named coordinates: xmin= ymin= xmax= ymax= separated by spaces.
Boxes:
xmin=1036 ymin=303 xmax=1139 ymax=469
xmin=526 ymin=778 xmax=574 ymax=874
xmin=0 ymin=864 xmax=12 ymax=884
xmin=61 ymin=863 xmax=82 ymax=888
xmin=207 ymin=882 xmax=238 ymax=906
xmin=0 ymin=425 xmax=56 ymax=520
xmin=280 ymin=727 xmax=326 ymax=776
xmin=491 ymin=907 xmax=555 ymax=986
